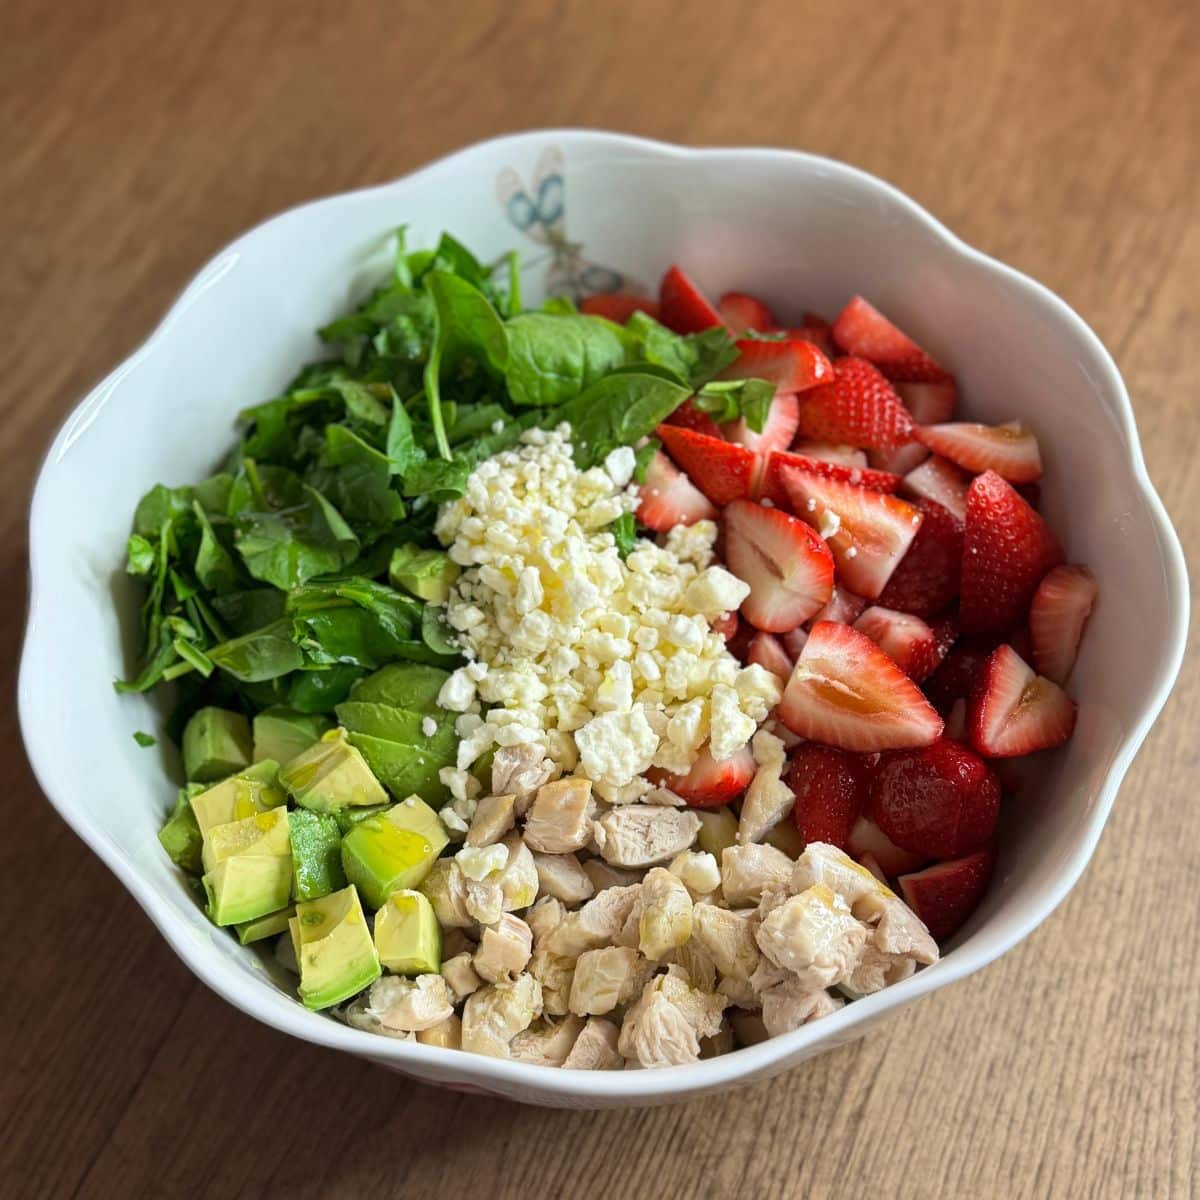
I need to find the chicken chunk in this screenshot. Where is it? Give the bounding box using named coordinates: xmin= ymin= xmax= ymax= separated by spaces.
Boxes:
xmin=581 ymin=859 xmax=644 ymax=892
xmin=673 ymin=939 xmax=719 ymax=993
xmin=569 ymin=946 xmax=651 ymax=1016
xmin=737 ymin=731 xmax=795 ymax=845
xmin=617 ymin=968 xmax=727 ymax=1069
xmin=638 ymin=867 xmax=694 ymax=961
xmin=531 ymin=851 xmax=595 ymax=905
xmin=690 ymin=904 xmax=760 ymax=981
xmin=463 ymin=874 xmax=505 ymax=926
xmin=668 ymin=850 xmax=721 ymax=900
xmin=755 ymin=884 xmax=867 ymax=990
xmin=716 ymin=974 xmax=758 ymax=1009
xmin=492 ymin=744 xmax=557 ymax=814
xmin=760 ymin=981 xmax=843 ymax=1037
xmin=527 ymin=948 xmax=575 ymax=1016
xmin=522 ymin=777 xmax=594 ymax=853
xmin=561 ymin=1017 xmax=624 ymax=1070
xmin=352 ymin=974 xmax=455 ymax=1034
xmin=721 ymin=843 xmax=794 ymax=907
xmin=525 ymin=895 xmax=566 ymax=950
xmin=545 ymin=884 xmax=641 ymax=957
xmin=791 ymin=841 xmax=891 ymax=913
xmin=593 ymin=806 xmax=702 ymax=868
xmin=474 ymin=914 xmax=534 ymax=984
xmin=843 ymin=896 xmax=939 ymax=994
xmin=416 ymin=1015 xmax=462 ymax=1049
xmin=460 ymin=973 xmax=544 ymax=1058
xmin=440 ymin=952 xmax=483 ymax=1002
xmin=510 ymin=1015 xmax=586 ymax=1067
xmin=466 ymin=793 xmax=517 ymax=847
xmin=419 ymin=859 xmax=474 ymax=928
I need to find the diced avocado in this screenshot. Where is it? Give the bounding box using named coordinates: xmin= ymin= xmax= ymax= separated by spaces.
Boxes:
xmin=349 ymin=663 xmax=450 ymax=710
xmin=341 ymin=796 xmax=450 ymax=909
xmin=290 ymin=885 xmax=380 ymax=1010
xmin=253 ymin=706 xmax=332 ymax=765
xmin=335 ymin=701 xmax=441 ymax=746
xmin=374 ymin=889 xmax=441 ymax=974
xmin=190 ymin=760 xmax=285 ymax=838
xmin=278 ymin=728 xmax=388 ymax=813
xmin=158 ymin=789 xmax=203 ymax=874
xmin=764 ymin=819 xmax=805 ymax=859
xmin=204 ymin=854 xmax=293 ymax=926
xmin=182 ymin=707 xmax=253 ymax=783
xmin=696 ymin=807 xmax=739 ymax=859
xmin=201 ymin=804 xmax=292 ymax=873
xmin=388 ymin=543 xmax=461 ymax=604
xmin=288 ymin=809 xmax=346 ymax=900
xmin=236 ymin=905 xmax=295 ymax=945
xmin=334 ymin=804 xmax=391 ymax=835
xmin=345 ymin=732 xmax=450 ymax=805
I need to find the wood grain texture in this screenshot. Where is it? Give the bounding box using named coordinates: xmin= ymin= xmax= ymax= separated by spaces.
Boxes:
xmin=2 ymin=1 xmax=1196 ymax=1196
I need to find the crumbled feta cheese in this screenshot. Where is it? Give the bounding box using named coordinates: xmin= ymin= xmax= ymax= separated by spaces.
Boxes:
xmin=603 ymin=446 xmax=637 ymax=488
xmin=421 ymin=716 xmax=438 ymax=738
xmin=456 ymin=843 xmax=509 ymax=881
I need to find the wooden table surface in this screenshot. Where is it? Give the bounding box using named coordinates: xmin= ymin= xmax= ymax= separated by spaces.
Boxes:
xmin=3 ymin=2 xmax=1196 ymax=1196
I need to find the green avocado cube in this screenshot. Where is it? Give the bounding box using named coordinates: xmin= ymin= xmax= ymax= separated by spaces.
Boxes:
xmin=182 ymin=707 xmax=253 ymax=783
xmin=201 ymin=805 xmax=292 ymax=873
xmin=190 ymin=760 xmax=285 ymax=839
xmin=278 ymin=729 xmax=388 ymax=813
xmin=288 ymin=809 xmax=346 ymax=900
xmin=388 ymin=543 xmax=461 ymax=604
xmin=203 ymin=855 xmax=293 ymax=926
xmin=253 ymin=706 xmax=332 ymax=766
xmin=158 ymin=789 xmax=204 ymax=874
xmin=333 ymin=805 xmax=391 ymax=835
xmin=345 ymin=733 xmax=451 ymax=805
xmin=290 ymin=886 xmax=380 ymax=1010
xmin=340 ymin=796 xmax=449 ymax=910
xmin=349 ymin=663 xmax=450 ymax=710
xmin=235 ymin=905 xmax=295 ymax=945
xmin=374 ymin=889 xmax=441 ymax=975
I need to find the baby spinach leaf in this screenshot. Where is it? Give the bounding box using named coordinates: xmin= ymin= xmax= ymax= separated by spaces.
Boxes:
xmin=329 ymin=379 xmax=389 ymax=426
xmin=555 ymin=372 xmax=690 ymax=469
xmin=610 ymin=512 xmax=638 ymax=558
xmin=402 ymin=457 xmax=472 ymax=501
xmin=633 ymin=438 xmax=659 ymax=484
xmin=385 ymin=392 xmax=423 ymax=476
xmin=125 ymin=534 xmax=156 ymax=577
xmin=420 ymin=605 xmax=462 ymax=657
xmin=210 ymin=588 xmax=287 ymax=635
xmin=693 ymin=377 xmax=775 ymax=432
xmin=192 ymin=502 xmax=238 ymax=594
xmin=625 ymin=312 xmax=737 ymax=388
xmin=289 ymin=664 xmax=365 ymax=713
xmin=307 ymin=425 xmax=406 ymax=536
xmin=504 ymin=313 xmax=636 ymax=407
xmin=132 ymin=731 xmax=157 ymax=748
xmin=206 ymin=620 xmax=305 ymax=682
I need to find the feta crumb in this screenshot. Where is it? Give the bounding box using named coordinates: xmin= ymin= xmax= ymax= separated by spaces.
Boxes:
xmin=456 ymin=843 xmax=509 ymax=881
xmin=603 ymin=445 xmax=637 ymax=488
xmin=421 ymin=716 xmax=438 ymax=738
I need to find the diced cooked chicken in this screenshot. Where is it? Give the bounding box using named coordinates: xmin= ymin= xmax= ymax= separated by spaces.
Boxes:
xmin=843 ymin=943 xmax=918 ymax=995
xmin=525 ymin=895 xmax=567 ymax=950
xmin=531 ymin=851 xmax=595 ymax=905
xmin=716 ymin=974 xmax=758 ymax=1009
xmin=645 ymin=786 xmax=686 ymax=807
xmin=569 ymin=946 xmax=651 ymax=1015
xmin=614 ymin=893 xmax=642 ymax=950
xmin=561 ymin=1017 xmax=624 ymax=1070
xmin=618 ymin=968 xmax=727 ymax=1068
xmin=416 ymin=1015 xmax=462 ymax=1049
xmin=581 ymin=859 xmax=644 ymax=892
xmin=700 ymin=1021 xmax=735 ymax=1059
xmin=729 ymin=1009 xmax=769 ymax=1047
xmin=352 ymin=974 xmax=455 ymax=1034
xmin=791 ymin=841 xmax=891 ymax=913
xmin=755 ymin=884 xmax=867 ymax=990
xmin=466 ymin=793 xmax=517 ymax=847
xmin=593 ymin=806 xmax=702 ymax=868
xmin=527 ymin=948 xmax=576 ymax=1016
xmin=737 ymin=731 xmax=795 ymax=845
xmin=440 ymin=952 xmax=484 ymax=1002
xmin=460 ymin=973 xmax=544 ymax=1058
xmin=510 ymin=1015 xmax=586 ymax=1067
xmin=673 ymin=939 xmax=719 ymax=993
xmin=463 ymin=874 xmax=505 ymax=926
xmin=492 ymin=744 xmax=557 ymax=814
xmin=638 ymin=867 xmax=694 ymax=961
xmin=690 ymin=903 xmax=760 ymax=981
xmin=747 ymin=956 xmax=792 ymax=997
xmin=844 ymin=895 xmax=939 ymax=994
xmin=498 ymin=833 xmax=540 ymax=912
xmin=668 ymin=850 xmax=722 ymax=900
xmin=760 ymin=980 xmax=843 ymax=1037
xmin=523 ymin=777 xmax=594 ymax=853
xmin=721 ymin=843 xmax=795 ymax=907
xmin=474 ymin=914 xmax=534 ymax=984
xmin=419 ymin=860 xmax=475 ymax=928
xmin=545 ymin=884 xmax=641 ymax=957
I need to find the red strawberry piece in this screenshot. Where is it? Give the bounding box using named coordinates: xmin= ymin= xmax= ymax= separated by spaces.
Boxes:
xmin=876 ymin=498 xmax=964 ymax=618
xmin=795 ymin=357 xmax=916 ymax=449
xmin=781 ymin=625 xmax=809 ymax=659
xmin=719 ymin=337 xmax=833 ymax=393
xmin=792 ymin=442 xmax=868 ymax=469
xmin=656 ymin=425 xmax=757 ymax=507
xmin=711 ymin=610 xmax=740 ymax=642
xmin=870 ymin=739 xmax=1000 ymax=858
xmin=808 ymin=584 xmax=869 ymax=628
xmin=943 ymin=697 xmax=968 ymax=741
xmin=723 ymin=499 xmax=835 ymax=632
xmin=922 ymin=635 xmax=999 ymax=714
xmin=780 ymin=469 xmax=924 ymax=600
xmin=722 ymin=393 xmax=799 ymax=455
xmin=961 ymin=471 xmax=1063 ymax=634
xmin=968 ymin=643 xmax=1077 ymax=757
xmin=778 ymin=621 xmax=943 ymax=751
xmin=1029 ymin=565 xmax=1098 ymax=685
xmin=895 ymin=379 xmax=957 ymax=425
xmin=847 ymin=816 xmax=927 ymax=876
xmin=663 ymin=397 xmax=723 ymax=439
xmin=832 ymin=296 xmax=950 ymax=383
xmin=726 ymin=617 xmax=755 ymax=663
xmin=759 ymin=449 xmax=899 ymax=507
xmin=636 ymin=450 xmax=717 ymax=532
xmin=899 ymin=850 xmax=994 ymax=941
xmin=656 ymin=745 xmax=756 ymax=808
xmin=787 ymin=743 xmax=871 ymax=850
xmin=916 ymin=422 xmax=1043 ymax=484
xmin=659 ymin=265 xmax=724 ymax=334
xmin=869 ymin=441 xmax=930 ymax=477
xmin=854 ymin=606 xmax=943 ymax=681
xmin=787 ymin=317 xmax=836 ymax=358
xmin=718 ymin=291 xmax=776 ymax=334
xmin=579 ymin=293 xmax=661 ymax=323
xmin=747 ymin=631 xmax=795 ymax=683
xmin=858 ymin=852 xmax=889 ymax=884
xmin=902 ymin=454 xmax=971 ymax=523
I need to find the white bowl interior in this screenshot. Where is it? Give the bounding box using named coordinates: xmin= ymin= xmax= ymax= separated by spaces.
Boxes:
xmin=20 ymin=132 xmax=1187 ymax=1106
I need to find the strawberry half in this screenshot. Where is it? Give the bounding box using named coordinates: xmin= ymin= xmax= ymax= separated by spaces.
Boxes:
xmin=781 ymin=625 xmax=809 ymax=660
xmin=656 ymin=745 xmax=756 ymax=808
xmin=968 ymin=643 xmax=1077 ymax=757
xmin=659 ymin=265 xmax=724 ymax=334
xmin=870 ymin=739 xmax=1000 ymax=858
xmin=902 ymin=454 xmax=971 ymax=523
xmin=899 ymin=850 xmax=994 ymax=941
xmin=719 ymin=337 xmax=833 ymax=392
xmin=795 ymin=357 xmax=916 ymax=449
xmin=747 ymin=631 xmax=795 ymax=682
xmin=663 ymin=397 xmax=723 ymax=439
xmin=791 ymin=442 xmax=868 ymax=469
xmin=724 ymin=499 xmax=835 ymax=632
xmin=778 ymin=621 xmax=944 ymax=751
xmin=922 ymin=635 xmax=1000 ymax=714
xmin=895 ymin=379 xmax=957 ymax=425
xmin=808 ymin=585 xmax=868 ymax=628
xmin=760 ymin=449 xmax=900 ymax=507
xmin=854 ymin=606 xmax=943 ymax=681
xmin=636 ymin=451 xmax=717 ymax=532
xmin=787 ymin=744 xmax=872 ymax=850
xmin=579 ymin=293 xmax=660 ymax=323
xmin=1029 ymin=564 xmax=1099 ymax=685
xmin=832 ymin=296 xmax=950 ymax=384
xmin=876 ymin=498 xmax=964 ymax=618
xmin=916 ymin=422 xmax=1043 ymax=484
xmin=656 ymin=425 xmax=756 ymax=507
xmin=780 ymin=469 xmax=924 ymax=600
xmin=722 ymin=393 xmax=799 ymax=455
xmin=847 ymin=816 xmax=927 ymax=876
xmin=868 ymin=441 xmax=930 ymax=477
xmin=960 ymin=471 xmax=1063 ymax=634
xmin=718 ymin=291 xmax=776 ymax=334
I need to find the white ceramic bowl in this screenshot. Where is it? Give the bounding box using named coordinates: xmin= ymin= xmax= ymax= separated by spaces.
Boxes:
xmin=19 ymin=131 xmax=1188 ymax=1108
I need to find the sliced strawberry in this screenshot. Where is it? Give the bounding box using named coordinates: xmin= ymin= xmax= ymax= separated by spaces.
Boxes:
xmin=659 ymin=265 xmax=723 ymax=334
xmin=656 ymin=425 xmax=756 ymax=506
xmin=922 ymin=635 xmax=999 ymax=714
xmin=718 ymin=291 xmax=775 ymax=334
xmin=579 ymin=293 xmax=660 ymax=323
xmin=899 ymin=850 xmax=994 ymax=941
xmin=723 ymin=499 xmax=835 ymax=632
xmin=961 ymin=471 xmax=1063 ymax=634
xmin=722 ymin=393 xmax=799 ymax=455
xmin=916 ymin=422 xmax=1043 ymax=484
xmin=895 ymin=379 xmax=957 ymax=425
xmin=791 ymin=442 xmax=868 ymax=469
xmin=902 ymin=454 xmax=971 ymax=523
xmin=869 ymin=442 xmax=930 ymax=476
xmin=1029 ymin=565 xmax=1098 ymax=685
xmin=781 ymin=625 xmax=809 ymax=660
xmin=858 ymin=852 xmax=889 ymax=885
xmin=969 ymin=644 xmax=1077 ymax=757
xmin=832 ymin=296 xmax=950 ymax=383
xmin=870 ymin=739 xmax=1000 ymax=858
xmin=876 ymin=499 xmax=964 ymax=618
xmin=711 ymin=610 xmax=740 ymax=642
xmin=787 ymin=744 xmax=871 ymax=850
xmin=854 ymin=606 xmax=943 ymax=681
xmin=778 ymin=621 xmax=943 ymax=751
xmin=657 ymin=745 xmax=755 ymax=808
xmin=847 ymin=816 xmax=927 ymax=876
xmin=719 ymin=338 xmax=833 ymax=393
xmin=747 ymin=631 xmax=795 ymax=683
xmin=760 ymin=449 xmax=899 ymax=507
xmin=780 ymin=469 xmax=924 ymax=600
xmin=789 ymin=318 xmax=835 ymax=358
xmin=808 ymin=585 xmax=869 ymax=628
xmin=726 ymin=617 xmax=755 ymax=663
xmin=636 ymin=450 xmax=717 ymax=532
xmin=795 ymin=357 xmax=916 ymax=449
xmin=663 ymin=397 xmax=722 ymax=439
